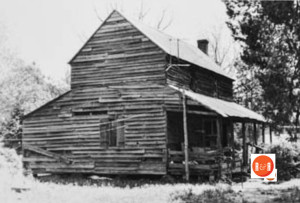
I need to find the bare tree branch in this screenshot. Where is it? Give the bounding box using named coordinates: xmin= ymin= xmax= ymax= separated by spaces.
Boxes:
xmin=138 ymin=1 xmax=150 ymax=20
xmin=156 ymin=9 xmax=173 ymax=31
xmin=109 ymin=2 xmax=124 ymax=12
xmin=77 ymin=31 xmax=88 ymax=43
xmin=93 ymin=7 xmax=104 ymax=23
xmin=161 ymin=19 xmax=173 ymax=31
xmin=156 ymin=9 xmax=166 ymax=30
xmin=92 ymin=2 xmax=173 ymax=34
xmin=199 ymin=23 xmax=238 ymax=74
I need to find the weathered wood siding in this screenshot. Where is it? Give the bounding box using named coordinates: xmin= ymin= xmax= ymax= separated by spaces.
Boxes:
xmin=23 ymin=11 xmax=168 ymax=175
xmin=166 ymin=57 xmax=233 ymax=101
xmin=70 ymin=11 xmax=165 ymax=89
xmin=23 ymin=10 xmax=234 ymax=176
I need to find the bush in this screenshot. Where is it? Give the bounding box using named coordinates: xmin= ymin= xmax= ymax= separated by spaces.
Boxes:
xmin=170 ymin=187 xmax=253 ymax=203
xmin=266 ymin=140 xmax=300 ymax=181
xmin=271 ymin=187 xmax=300 ymax=203
xmin=0 ymin=142 xmax=23 ymax=175
xmin=0 ymin=106 xmax=24 ymax=153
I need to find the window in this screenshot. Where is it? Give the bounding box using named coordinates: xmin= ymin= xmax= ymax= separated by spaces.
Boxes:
xmin=167 ymin=112 xmax=219 ymax=150
xmin=108 ymin=121 xmax=117 ymax=146
xmin=203 ymin=119 xmax=217 ymax=148
xmin=100 ymin=116 xmax=125 ymax=148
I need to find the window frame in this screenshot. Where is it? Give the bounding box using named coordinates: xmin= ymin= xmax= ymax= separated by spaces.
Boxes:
xmin=100 ymin=115 xmax=125 ymax=148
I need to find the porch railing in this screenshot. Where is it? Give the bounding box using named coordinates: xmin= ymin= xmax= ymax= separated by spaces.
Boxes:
xmin=167 ymin=148 xmax=243 ymax=176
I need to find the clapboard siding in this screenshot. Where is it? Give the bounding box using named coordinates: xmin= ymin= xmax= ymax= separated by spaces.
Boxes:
xmin=23 ymin=10 xmax=233 ymax=176
xmin=23 ymin=89 xmax=168 ymax=174
xmin=166 ymin=57 xmax=233 ymax=101
xmin=70 ymin=12 xmax=166 ymax=89
xmin=23 ymin=11 xmax=168 ymax=175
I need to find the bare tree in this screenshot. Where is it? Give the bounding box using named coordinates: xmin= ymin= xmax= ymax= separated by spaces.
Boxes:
xmin=76 ymin=31 xmax=89 ymax=44
xmin=94 ymin=7 xmax=104 ymax=23
xmin=198 ymin=23 xmax=239 ymax=75
xmin=155 ymin=9 xmax=173 ymax=31
xmin=92 ymin=1 xmax=173 ymax=31
xmin=137 ymin=1 xmax=150 ymax=21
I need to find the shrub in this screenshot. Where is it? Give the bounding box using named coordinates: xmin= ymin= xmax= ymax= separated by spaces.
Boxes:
xmin=270 ymin=187 xmax=300 ymax=203
xmin=170 ymin=187 xmax=253 ymax=203
xmin=0 ymin=106 xmax=24 ymax=153
xmin=0 ymin=142 xmax=23 ymax=173
xmin=265 ymin=140 xmax=300 ymax=181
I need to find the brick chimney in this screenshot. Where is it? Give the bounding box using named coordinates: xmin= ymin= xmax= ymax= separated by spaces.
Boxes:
xmin=197 ymin=39 xmax=209 ymax=55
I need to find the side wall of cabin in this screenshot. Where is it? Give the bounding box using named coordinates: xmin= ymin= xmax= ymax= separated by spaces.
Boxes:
xmin=164 ymin=57 xmax=235 ymax=175
xmin=164 ymin=56 xmax=234 ymax=152
xmin=166 ymin=57 xmax=233 ymax=101
xmin=23 ymin=11 xmax=168 ymax=175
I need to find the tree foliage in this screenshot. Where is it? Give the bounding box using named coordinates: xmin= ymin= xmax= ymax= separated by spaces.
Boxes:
xmin=0 ymin=63 xmax=68 ymax=151
xmin=1 ymin=107 xmax=24 ymax=150
xmin=224 ymin=0 xmax=300 ymax=138
xmin=0 ymin=25 xmax=69 ymax=150
xmin=266 ymin=140 xmax=300 ymax=181
xmin=0 ymin=64 xmax=68 ymax=119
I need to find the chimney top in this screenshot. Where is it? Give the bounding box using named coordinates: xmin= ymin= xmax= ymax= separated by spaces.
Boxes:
xmin=197 ymin=39 xmax=209 ymax=55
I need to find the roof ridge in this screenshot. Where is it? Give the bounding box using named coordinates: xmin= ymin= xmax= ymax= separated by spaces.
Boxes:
xmin=70 ymin=9 xmax=234 ymax=80
xmin=114 ymin=10 xmax=234 ymax=80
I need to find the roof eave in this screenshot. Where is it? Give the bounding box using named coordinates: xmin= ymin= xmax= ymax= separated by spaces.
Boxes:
xmin=68 ymin=10 xmax=118 ymax=64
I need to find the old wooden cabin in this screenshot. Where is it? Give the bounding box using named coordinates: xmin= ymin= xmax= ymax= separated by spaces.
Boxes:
xmin=22 ymin=10 xmax=266 ymax=178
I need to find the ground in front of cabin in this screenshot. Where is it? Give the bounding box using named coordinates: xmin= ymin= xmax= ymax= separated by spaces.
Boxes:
xmin=1 ymin=145 xmax=300 ymax=203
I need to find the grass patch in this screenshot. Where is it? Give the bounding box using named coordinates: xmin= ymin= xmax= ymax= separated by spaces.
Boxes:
xmin=271 ymin=187 xmax=300 ymax=203
xmin=37 ymin=174 xmax=186 ymax=188
xmin=36 ymin=174 xmax=214 ymax=188
xmin=170 ymin=187 xmax=254 ymax=203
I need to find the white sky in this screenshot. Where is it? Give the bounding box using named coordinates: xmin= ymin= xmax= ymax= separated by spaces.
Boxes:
xmin=0 ymin=0 xmax=233 ymax=81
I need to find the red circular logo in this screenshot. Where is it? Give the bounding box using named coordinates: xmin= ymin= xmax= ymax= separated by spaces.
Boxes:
xmin=252 ymin=155 xmax=274 ymax=177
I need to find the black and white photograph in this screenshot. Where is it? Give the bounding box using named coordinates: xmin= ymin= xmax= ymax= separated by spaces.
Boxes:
xmin=0 ymin=0 xmax=300 ymax=202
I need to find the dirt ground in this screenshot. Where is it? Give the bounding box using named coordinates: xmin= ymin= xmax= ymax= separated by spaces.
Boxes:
xmin=2 ymin=175 xmax=299 ymax=203
xmin=231 ymin=179 xmax=300 ymax=202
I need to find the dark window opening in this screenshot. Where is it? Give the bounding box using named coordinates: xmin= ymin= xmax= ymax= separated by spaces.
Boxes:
xmin=100 ymin=116 xmax=125 ymax=148
xmin=167 ymin=111 xmax=218 ymax=151
xmin=108 ymin=121 xmax=117 ymax=146
xmin=203 ymin=118 xmax=217 ymax=148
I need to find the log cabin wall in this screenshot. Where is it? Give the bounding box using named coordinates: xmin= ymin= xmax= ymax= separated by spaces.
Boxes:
xmin=166 ymin=57 xmax=233 ymax=101
xmin=23 ymin=11 xmax=169 ymax=175
xmin=23 ymin=10 xmax=235 ymax=176
xmin=164 ymin=56 xmax=233 ymax=158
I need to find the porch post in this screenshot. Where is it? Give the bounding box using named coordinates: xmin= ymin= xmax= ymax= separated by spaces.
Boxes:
xmin=269 ymin=125 xmax=272 ymax=144
xmin=216 ymin=117 xmax=223 ymax=178
xmin=230 ymin=120 xmax=234 ymax=147
xmin=253 ymin=122 xmax=257 ymax=145
xmin=182 ymin=91 xmax=189 ymax=182
xmin=226 ymin=120 xmax=230 ymax=147
xmin=254 ymin=122 xmax=259 ymax=153
xmin=262 ymin=123 xmax=265 ymax=144
xmin=216 ymin=117 xmax=222 ymax=150
xmin=242 ymin=121 xmax=247 ymax=166
xmin=230 ymin=120 xmax=235 ymax=167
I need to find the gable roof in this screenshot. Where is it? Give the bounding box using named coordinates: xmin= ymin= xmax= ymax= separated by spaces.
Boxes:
xmin=170 ymin=85 xmax=265 ymax=122
xmin=69 ymin=10 xmax=234 ymax=80
xmin=23 ymin=90 xmax=71 ymax=119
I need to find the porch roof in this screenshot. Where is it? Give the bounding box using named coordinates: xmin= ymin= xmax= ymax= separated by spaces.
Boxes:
xmin=170 ymin=85 xmax=265 ymax=123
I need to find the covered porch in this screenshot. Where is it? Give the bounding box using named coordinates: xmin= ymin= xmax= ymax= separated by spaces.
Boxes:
xmin=167 ymin=86 xmax=268 ymax=180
